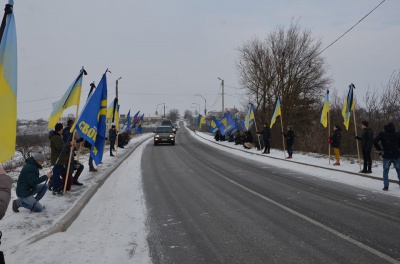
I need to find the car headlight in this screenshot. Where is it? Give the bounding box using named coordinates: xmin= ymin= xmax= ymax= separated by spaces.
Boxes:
xmin=155 ymin=135 xmax=160 ymax=138
xmin=169 ymin=135 xmax=175 ymax=138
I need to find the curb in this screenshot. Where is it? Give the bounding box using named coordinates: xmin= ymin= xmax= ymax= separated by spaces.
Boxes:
xmin=17 ymin=135 xmax=152 ymax=248
xmin=193 ymin=131 xmax=398 ymax=184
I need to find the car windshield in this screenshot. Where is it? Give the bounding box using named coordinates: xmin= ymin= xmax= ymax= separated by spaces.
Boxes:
xmin=156 ymin=127 xmax=173 ymax=133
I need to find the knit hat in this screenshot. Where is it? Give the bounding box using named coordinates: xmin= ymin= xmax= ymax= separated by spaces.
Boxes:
xmin=33 ymin=152 xmax=46 ymax=163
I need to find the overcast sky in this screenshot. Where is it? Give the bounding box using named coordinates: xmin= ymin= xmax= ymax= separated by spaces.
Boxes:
xmin=13 ymin=0 xmax=400 ymax=120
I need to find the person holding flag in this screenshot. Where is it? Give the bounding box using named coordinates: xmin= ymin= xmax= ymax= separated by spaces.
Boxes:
xmin=355 ymin=121 xmax=374 ymax=173
xmin=257 ymin=123 xmax=271 ymax=154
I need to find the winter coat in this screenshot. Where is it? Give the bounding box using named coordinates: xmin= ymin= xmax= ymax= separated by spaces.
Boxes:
xmin=50 ymin=132 xmax=69 ymax=165
xmin=109 ymin=128 xmax=117 ymax=143
xmin=356 ymin=127 xmax=373 ymax=151
xmin=330 ymin=129 xmax=341 ymax=149
xmin=0 ymin=173 xmax=12 ymax=219
xmin=258 ymin=126 xmax=271 ymax=141
xmin=16 ymin=157 xmax=47 ymax=198
xmin=373 ymin=123 xmax=400 ymax=159
xmin=244 ymin=131 xmax=253 ymax=143
xmin=283 ymin=129 xmax=295 ymax=146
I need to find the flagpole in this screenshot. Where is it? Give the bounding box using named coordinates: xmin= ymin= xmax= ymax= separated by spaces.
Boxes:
xmin=280 ymin=115 xmax=286 ymax=159
xmin=250 ymin=103 xmax=262 ymax=153
xmin=328 ymin=109 xmax=331 ymax=165
xmin=353 ymin=100 xmax=361 ymax=172
xmin=114 ymin=78 xmax=121 ymax=156
xmin=63 ymin=67 xmax=85 ymax=195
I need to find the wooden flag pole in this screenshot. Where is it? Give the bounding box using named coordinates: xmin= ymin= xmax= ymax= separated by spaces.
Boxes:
xmin=328 ymin=109 xmax=331 ymax=165
xmin=63 ymin=67 xmax=85 ymax=195
xmin=353 ymin=101 xmax=362 ymax=172
xmin=250 ymin=104 xmax=262 ymax=153
xmin=114 ymin=78 xmax=121 ymax=156
xmin=280 ymin=115 xmax=286 ymax=159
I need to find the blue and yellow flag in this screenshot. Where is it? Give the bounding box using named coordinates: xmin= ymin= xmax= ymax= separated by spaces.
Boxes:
xmin=209 ymin=117 xmax=219 ymax=133
xmin=241 ymin=119 xmax=254 ymax=132
xmin=270 ymin=99 xmax=282 ymax=128
xmin=320 ymin=90 xmax=330 ymax=128
xmin=136 ymin=114 xmax=144 ymax=134
xmin=48 ymin=69 xmax=85 ymax=129
xmin=231 ymin=115 xmax=239 ymax=134
xmin=244 ymin=104 xmax=255 ymax=131
xmin=0 ymin=0 xmax=17 ymax=163
xmin=74 ymin=70 xmax=108 ymax=165
xmin=197 ymin=114 xmax=205 ymax=129
xmin=342 ymin=84 xmax=355 ymax=130
xmin=218 ymin=112 xmax=234 ymax=136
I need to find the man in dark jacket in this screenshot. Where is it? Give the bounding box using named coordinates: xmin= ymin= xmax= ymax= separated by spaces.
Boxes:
xmin=257 ymin=123 xmax=271 ymax=154
xmin=0 ymin=166 xmax=12 ymax=219
xmin=50 ymin=123 xmax=75 ymax=195
xmin=109 ymin=125 xmax=117 ymax=156
xmin=62 ymin=119 xmax=84 ymax=185
xmin=329 ymin=125 xmax=342 ymax=165
xmin=355 ymin=120 xmax=374 ymax=173
xmin=373 ymin=122 xmax=400 ymax=191
xmin=283 ymin=126 xmax=295 ymax=158
xmin=13 ymin=153 xmax=52 ymax=212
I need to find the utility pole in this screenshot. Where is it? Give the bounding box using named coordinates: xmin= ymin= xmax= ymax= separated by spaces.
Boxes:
xmin=163 ymin=104 xmax=166 ymax=118
xmin=218 ymin=77 xmax=224 ymax=115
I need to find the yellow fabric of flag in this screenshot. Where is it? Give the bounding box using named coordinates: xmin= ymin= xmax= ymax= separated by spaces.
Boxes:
xmin=320 ymin=90 xmax=330 ymax=128
xmin=0 ymin=1 xmax=17 ymax=163
xmin=270 ymin=99 xmax=281 ymax=128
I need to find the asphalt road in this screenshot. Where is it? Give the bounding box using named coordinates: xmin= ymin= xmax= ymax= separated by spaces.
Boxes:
xmin=142 ymin=126 xmax=400 ymax=264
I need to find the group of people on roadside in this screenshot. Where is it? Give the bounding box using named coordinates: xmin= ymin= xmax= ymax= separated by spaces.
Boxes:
xmin=12 ymin=119 xmax=100 ymax=213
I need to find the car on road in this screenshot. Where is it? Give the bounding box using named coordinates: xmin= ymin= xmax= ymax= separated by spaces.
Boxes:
xmin=154 ymin=126 xmax=175 ymax=145
xmin=161 ymin=119 xmax=177 ymax=133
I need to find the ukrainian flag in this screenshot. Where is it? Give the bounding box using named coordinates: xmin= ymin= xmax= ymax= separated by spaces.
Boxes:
xmin=197 ymin=114 xmax=205 ymax=129
xmin=48 ymin=69 xmax=85 ymax=129
xmin=270 ymin=99 xmax=281 ymax=128
xmin=342 ymin=84 xmax=355 ymax=130
xmin=0 ymin=1 xmax=17 ymax=163
xmin=244 ymin=104 xmax=255 ymax=131
xmin=320 ymin=90 xmax=330 ymax=128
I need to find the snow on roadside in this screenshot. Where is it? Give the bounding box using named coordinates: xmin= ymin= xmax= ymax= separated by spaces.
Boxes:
xmin=189 ymin=129 xmax=400 ymax=198
xmin=2 ymin=134 xmax=152 ymax=263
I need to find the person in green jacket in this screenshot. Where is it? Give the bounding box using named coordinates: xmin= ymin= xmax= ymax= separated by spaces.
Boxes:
xmin=13 ymin=152 xmax=52 ymax=213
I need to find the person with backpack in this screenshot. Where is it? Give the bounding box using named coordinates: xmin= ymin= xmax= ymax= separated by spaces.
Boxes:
xmin=373 ymin=122 xmax=400 ymax=191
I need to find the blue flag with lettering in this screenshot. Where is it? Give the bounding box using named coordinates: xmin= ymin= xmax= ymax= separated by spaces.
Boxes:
xmin=75 ymin=71 xmax=108 ymax=165
xmin=209 ymin=117 xmax=219 ymax=133
xmin=218 ymin=112 xmax=234 ymax=136
xmin=231 ymin=115 xmax=239 ymax=134
xmin=124 ymin=109 xmax=131 ymax=132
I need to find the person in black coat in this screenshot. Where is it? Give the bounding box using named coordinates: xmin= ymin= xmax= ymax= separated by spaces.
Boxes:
xmin=257 ymin=123 xmax=271 ymax=154
xmin=329 ymin=125 xmax=342 ymax=165
xmin=355 ymin=120 xmax=374 ymax=173
xmin=373 ymin=122 xmax=400 ymax=191
xmin=109 ymin=125 xmax=117 ymax=156
xmin=283 ymin=125 xmax=295 ymax=158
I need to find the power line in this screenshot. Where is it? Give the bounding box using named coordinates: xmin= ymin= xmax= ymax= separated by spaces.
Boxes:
xmin=317 ymin=0 xmax=386 ymax=56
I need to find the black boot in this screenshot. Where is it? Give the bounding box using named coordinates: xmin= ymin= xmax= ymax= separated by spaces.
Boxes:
xmin=73 ymin=176 xmax=83 ymax=186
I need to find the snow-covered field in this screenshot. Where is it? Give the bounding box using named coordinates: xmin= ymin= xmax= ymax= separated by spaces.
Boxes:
xmin=1 ymin=126 xmax=400 ymax=264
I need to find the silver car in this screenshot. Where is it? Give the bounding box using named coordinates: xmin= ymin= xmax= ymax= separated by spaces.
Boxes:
xmin=153 ymin=126 xmax=175 ymax=146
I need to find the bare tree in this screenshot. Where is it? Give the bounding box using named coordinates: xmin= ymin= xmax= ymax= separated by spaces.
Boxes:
xmin=237 ymin=22 xmax=331 ymax=145
xmin=167 ymin=109 xmax=180 ymax=123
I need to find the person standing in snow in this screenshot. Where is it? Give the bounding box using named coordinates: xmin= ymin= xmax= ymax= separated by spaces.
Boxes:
xmin=329 ymin=125 xmax=342 ymax=166
xmin=257 ymin=123 xmax=271 ymax=154
xmin=373 ymin=122 xmax=400 ymax=191
xmin=13 ymin=153 xmax=52 ymax=213
xmin=355 ymin=120 xmax=374 ymax=173
xmin=109 ymin=125 xmax=117 ymax=156
xmin=0 ymin=166 xmax=12 ymax=219
xmin=282 ymin=125 xmax=295 ymax=158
